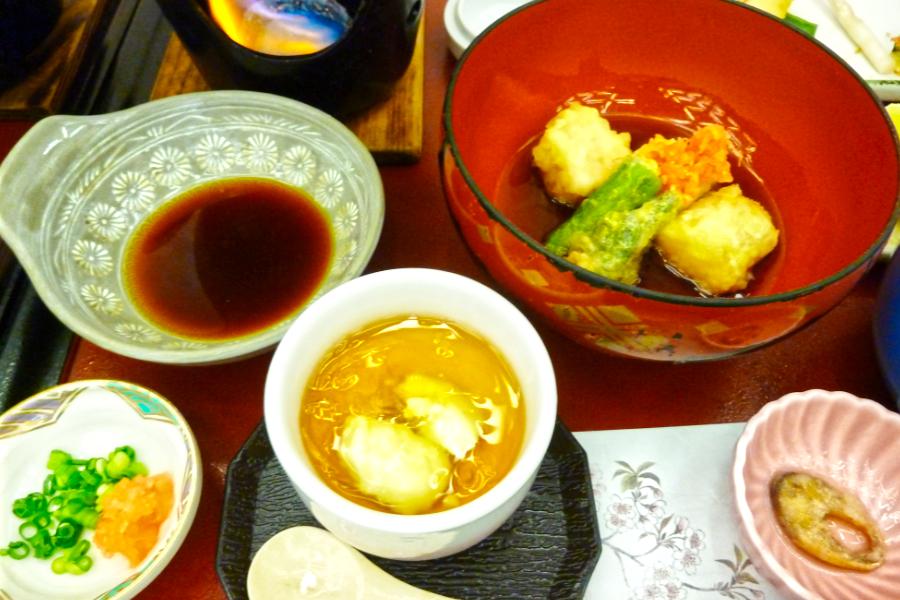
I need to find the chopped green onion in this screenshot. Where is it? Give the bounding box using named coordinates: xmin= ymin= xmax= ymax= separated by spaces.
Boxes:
xmin=3 ymin=446 xmax=151 ymax=573
xmin=784 ymin=13 xmax=818 ymax=37
xmin=25 ymin=493 xmax=47 ymax=515
xmin=69 ymin=539 xmax=90 ymax=560
xmin=47 ymin=495 xmax=64 ymax=513
xmin=30 ymin=530 xmax=54 ymax=559
xmin=18 ymin=522 xmax=38 ymax=540
xmin=51 ymin=556 xmax=67 ymax=574
xmin=31 ymin=512 xmax=51 ymax=529
xmin=11 ymin=498 xmax=29 ymax=519
xmin=4 ymin=542 xmax=30 ymax=560
xmin=52 ymin=519 xmax=82 ymax=549
xmin=74 ymin=555 xmax=93 ymax=573
xmin=75 ymin=508 xmax=99 ymax=530
xmin=106 ymin=451 xmax=132 ymax=480
xmin=43 ymin=474 xmax=57 ymax=496
xmin=127 ymin=461 xmax=149 ymax=478
xmin=46 ymin=450 xmax=71 ymax=472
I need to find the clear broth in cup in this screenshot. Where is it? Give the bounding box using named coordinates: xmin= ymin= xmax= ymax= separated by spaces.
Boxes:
xmin=300 ymin=315 xmax=525 ymax=515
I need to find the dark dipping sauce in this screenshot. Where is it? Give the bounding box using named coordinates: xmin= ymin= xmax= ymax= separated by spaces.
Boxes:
xmin=494 ymin=114 xmax=784 ymax=297
xmin=123 ymin=177 xmax=333 ymax=340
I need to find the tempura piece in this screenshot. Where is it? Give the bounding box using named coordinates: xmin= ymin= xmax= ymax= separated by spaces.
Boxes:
xmin=655 ymin=185 xmax=779 ymax=296
xmin=545 ymin=156 xmax=662 ymax=253
xmin=565 ymin=192 xmax=679 ymax=285
xmin=545 ymin=156 xmax=675 ymax=284
xmin=338 ymin=415 xmax=451 ymax=514
xmin=635 ymin=123 xmax=733 ymax=207
xmin=532 ymin=102 xmax=632 ymax=207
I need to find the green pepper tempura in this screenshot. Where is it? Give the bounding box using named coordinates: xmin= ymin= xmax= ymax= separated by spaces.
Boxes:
xmin=545 ymin=156 xmax=677 ymax=285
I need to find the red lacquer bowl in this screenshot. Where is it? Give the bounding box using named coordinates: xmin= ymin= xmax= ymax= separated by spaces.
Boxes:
xmin=441 ymin=0 xmax=899 ymax=362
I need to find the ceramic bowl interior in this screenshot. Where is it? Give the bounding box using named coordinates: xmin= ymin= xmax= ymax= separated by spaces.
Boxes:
xmin=0 ymin=91 xmax=384 ymax=364
xmin=733 ymin=390 xmax=900 ymax=599
xmin=0 ymin=379 xmax=202 ymax=600
xmin=442 ymin=0 xmax=899 ymax=361
xmin=265 ymin=268 xmax=557 ymax=560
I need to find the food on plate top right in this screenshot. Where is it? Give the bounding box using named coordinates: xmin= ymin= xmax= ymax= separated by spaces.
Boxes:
xmin=532 ymin=102 xmax=780 ymax=297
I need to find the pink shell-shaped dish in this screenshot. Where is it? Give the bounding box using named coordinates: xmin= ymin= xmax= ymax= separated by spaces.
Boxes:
xmin=733 ymin=390 xmax=900 ymax=599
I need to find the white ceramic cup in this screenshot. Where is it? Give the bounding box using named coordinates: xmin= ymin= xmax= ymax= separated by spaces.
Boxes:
xmin=264 ymin=268 xmax=557 ymax=560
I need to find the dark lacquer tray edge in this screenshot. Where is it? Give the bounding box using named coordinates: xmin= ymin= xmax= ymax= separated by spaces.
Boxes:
xmin=215 ymin=420 xmax=601 ymax=600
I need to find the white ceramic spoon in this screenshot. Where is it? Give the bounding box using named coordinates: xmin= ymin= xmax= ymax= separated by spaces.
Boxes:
xmin=247 ymin=526 xmax=457 ymax=599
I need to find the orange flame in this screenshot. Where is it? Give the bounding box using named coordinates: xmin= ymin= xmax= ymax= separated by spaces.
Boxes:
xmin=208 ymin=0 xmax=343 ymax=56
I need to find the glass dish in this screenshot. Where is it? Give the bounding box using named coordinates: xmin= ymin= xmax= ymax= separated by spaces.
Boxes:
xmin=0 ymin=90 xmax=384 ymax=364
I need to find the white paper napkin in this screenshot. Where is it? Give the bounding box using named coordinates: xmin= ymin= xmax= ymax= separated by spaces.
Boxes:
xmin=575 ymin=423 xmax=784 ymax=599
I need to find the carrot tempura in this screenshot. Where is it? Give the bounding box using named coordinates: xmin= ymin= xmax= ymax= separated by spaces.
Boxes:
xmin=636 ymin=123 xmax=733 ymax=207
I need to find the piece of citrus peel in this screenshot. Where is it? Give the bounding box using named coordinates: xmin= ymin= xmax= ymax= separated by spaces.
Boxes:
xmin=247 ymin=526 xmax=457 ymax=600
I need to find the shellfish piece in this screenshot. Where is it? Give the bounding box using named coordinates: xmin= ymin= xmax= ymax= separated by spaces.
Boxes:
xmin=771 ymin=472 xmax=886 ymax=571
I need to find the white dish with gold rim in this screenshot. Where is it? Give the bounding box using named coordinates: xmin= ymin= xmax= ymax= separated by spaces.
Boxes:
xmin=0 ymin=380 xmax=202 ymax=600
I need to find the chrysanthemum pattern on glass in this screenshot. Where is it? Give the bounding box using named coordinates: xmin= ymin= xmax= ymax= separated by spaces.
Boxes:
xmin=282 ymin=145 xmax=316 ymax=186
xmin=162 ymin=340 xmax=208 ymax=350
xmin=333 ymin=202 xmax=359 ymax=238
xmin=314 ymin=169 xmax=344 ymax=208
xmin=242 ymin=134 xmax=279 ymax=172
xmin=49 ymin=107 xmax=376 ymax=355
xmin=86 ymin=204 xmax=129 ymax=242
xmin=112 ymin=171 xmax=155 ymax=211
xmin=195 ymin=134 xmax=237 ymax=174
xmin=336 ymin=238 xmax=358 ymax=272
xmin=55 ymin=192 xmax=83 ymax=237
xmin=149 ymin=146 xmax=192 ymax=187
xmin=80 ymin=284 xmax=123 ymax=315
xmin=114 ymin=322 xmax=163 ymax=343
xmin=72 ymin=240 xmax=113 ymax=277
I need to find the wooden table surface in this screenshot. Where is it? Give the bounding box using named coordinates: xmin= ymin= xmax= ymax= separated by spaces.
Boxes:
xmin=60 ymin=1 xmax=896 ymax=598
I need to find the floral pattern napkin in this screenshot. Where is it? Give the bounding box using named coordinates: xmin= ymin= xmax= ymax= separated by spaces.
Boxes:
xmin=575 ymin=423 xmax=783 ymax=600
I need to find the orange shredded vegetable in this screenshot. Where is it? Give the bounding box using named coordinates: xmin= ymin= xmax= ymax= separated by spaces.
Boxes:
xmin=93 ymin=473 xmax=174 ymax=567
xmin=636 ymin=123 xmax=733 ymax=206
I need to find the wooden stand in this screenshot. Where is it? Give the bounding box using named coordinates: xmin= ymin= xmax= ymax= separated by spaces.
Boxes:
xmin=150 ymin=19 xmax=425 ymax=164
